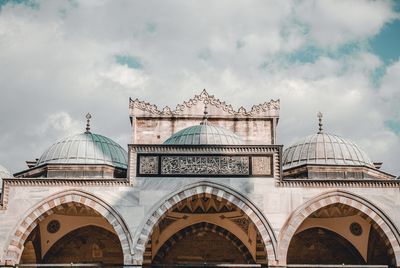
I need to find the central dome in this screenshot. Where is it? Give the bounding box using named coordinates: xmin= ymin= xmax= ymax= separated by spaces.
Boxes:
xmin=37 ymin=132 xmax=128 ymax=169
xmin=164 ymin=124 xmax=243 ymax=145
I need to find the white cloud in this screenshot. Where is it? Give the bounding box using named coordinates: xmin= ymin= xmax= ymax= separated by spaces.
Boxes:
xmin=295 ymin=0 xmax=397 ymax=48
xmin=0 ymin=0 xmax=398 ymax=176
xmin=33 ymin=112 xmax=82 ymax=136
xmin=379 ymin=60 xmax=400 ymax=119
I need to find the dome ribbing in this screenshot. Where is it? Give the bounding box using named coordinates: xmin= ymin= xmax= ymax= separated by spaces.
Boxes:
xmin=283 ymin=133 xmax=374 ymax=169
xmin=164 ymin=124 xmax=243 ymax=145
xmin=37 ymin=132 xmax=128 ymax=169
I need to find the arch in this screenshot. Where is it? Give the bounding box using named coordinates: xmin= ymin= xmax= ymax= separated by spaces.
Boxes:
xmin=153 ymin=222 xmax=254 ymax=264
xmin=3 ymin=189 xmax=133 ymax=265
xmin=134 ymin=181 xmax=278 ymax=265
xmin=278 ymin=190 xmax=400 ymax=266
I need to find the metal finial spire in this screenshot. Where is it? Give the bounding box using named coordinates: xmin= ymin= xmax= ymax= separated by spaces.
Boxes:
xmin=85 ymin=113 xmax=92 ymax=133
xmin=317 ymin=111 xmax=323 ymax=134
xmin=200 ymin=102 xmax=209 ymax=125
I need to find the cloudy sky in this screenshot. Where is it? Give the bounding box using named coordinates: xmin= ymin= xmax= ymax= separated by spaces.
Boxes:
xmin=0 ymin=0 xmax=399 ymax=175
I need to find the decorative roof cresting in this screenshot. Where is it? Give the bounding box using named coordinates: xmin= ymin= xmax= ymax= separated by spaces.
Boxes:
xmin=129 ymin=89 xmax=280 ymax=117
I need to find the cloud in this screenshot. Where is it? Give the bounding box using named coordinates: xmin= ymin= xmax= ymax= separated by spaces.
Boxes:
xmin=33 ymin=112 xmax=82 ymax=137
xmin=295 ymin=0 xmax=398 ymax=48
xmin=0 ymin=0 xmax=399 ymax=176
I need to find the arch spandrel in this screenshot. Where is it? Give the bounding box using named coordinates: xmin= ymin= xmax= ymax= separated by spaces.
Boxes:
xmin=3 ymin=190 xmax=134 ymax=265
xmin=133 ymin=181 xmax=278 ymax=265
xmin=278 ymin=189 xmax=400 ymax=266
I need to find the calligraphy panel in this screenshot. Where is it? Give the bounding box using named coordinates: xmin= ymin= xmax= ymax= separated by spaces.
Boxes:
xmin=161 ymin=155 xmax=249 ymax=176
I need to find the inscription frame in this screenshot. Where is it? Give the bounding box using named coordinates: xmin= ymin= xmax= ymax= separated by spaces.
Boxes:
xmin=136 ymin=153 xmax=274 ymax=177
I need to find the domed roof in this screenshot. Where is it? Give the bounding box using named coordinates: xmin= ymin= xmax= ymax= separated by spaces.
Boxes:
xmin=36 ymin=132 xmax=128 ymax=169
xmin=164 ymin=124 xmax=243 ymax=145
xmin=283 ymin=132 xmax=374 ymax=169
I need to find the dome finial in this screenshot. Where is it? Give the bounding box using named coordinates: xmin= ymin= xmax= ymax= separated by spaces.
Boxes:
xmin=200 ymin=101 xmax=209 ymax=125
xmin=85 ymin=113 xmax=92 ymax=133
xmin=317 ymin=111 xmax=323 ymax=134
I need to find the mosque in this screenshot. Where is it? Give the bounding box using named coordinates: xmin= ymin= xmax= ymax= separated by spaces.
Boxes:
xmin=0 ymin=90 xmax=399 ymax=267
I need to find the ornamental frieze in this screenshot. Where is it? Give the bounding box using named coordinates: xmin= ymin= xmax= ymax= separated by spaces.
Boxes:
xmin=136 ymin=152 xmax=276 ymax=177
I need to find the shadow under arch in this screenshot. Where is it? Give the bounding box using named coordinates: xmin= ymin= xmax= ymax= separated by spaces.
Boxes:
xmin=288 ymin=226 xmax=366 ymax=265
xmin=3 ymin=189 xmax=133 ymax=265
xmin=134 ymin=181 xmax=278 ymax=265
xmin=278 ymin=189 xmax=400 ymax=266
xmin=153 ymin=222 xmax=255 ymax=264
xmin=42 ymin=225 xmax=123 ymax=264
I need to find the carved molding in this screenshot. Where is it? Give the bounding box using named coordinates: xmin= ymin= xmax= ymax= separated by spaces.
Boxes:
xmin=277 ymin=179 xmax=400 ymax=188
xmin=131 ymin=144 xmax=281 ymax=154
xmin=2 ymin=178 xmax=129 ymax=187
xmin=130 ymin=89 xmax=280 ymax=117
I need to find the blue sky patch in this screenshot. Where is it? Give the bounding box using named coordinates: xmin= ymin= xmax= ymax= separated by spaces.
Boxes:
xmin=0 ymin=0 xmax=39 ymax=9
xmin=369 ymin=16 xmax=400 ymax=64
xmin=146 ymin=23 xmax=157 ymax=33
xmin=384 ymin=120 xmax=400 ymax=135
xmin=115 ymin=55 xmax=143 ymax=70
xmin=370 ymin=66 xmax=386 ymax=88
xmin=286 ymin=45 xmax=322 ymax=64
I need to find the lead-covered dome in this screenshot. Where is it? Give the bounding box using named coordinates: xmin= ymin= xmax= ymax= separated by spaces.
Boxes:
xmin=164 ymin=124 xmax=243 ymax=145
xmin=283 ymin=132 xmax=374 ymax=169
xmin=37 ymin=132 xmax=128 ymax=169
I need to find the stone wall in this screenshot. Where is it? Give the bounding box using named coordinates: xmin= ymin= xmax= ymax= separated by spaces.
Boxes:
xmin=129 ymin=90 xmax=280 ymax=145
xmin=1 ymin=177 xmax=400 ymax=266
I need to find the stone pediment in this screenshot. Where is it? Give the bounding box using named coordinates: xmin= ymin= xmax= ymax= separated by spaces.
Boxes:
xmin=129 ymin=89 xmax=280 ymax=118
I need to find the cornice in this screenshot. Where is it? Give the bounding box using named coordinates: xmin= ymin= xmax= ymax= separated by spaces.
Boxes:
xmin=130 ymin=144 xmax=282 ymax=154
xmin=2 ymin=178 xmax=130 ymax=187
xmin=277 ymin=179 xmax=400 ymax=188
xmin=129 ymin=89 xmax=280 ymax=117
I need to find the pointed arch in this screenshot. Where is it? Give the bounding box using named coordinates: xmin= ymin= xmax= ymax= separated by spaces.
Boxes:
xmin=278 ymin=190 xmax=400 ymax=266
xmin=3 ymin=189 xmax=133 ymax=265
xmin=134 ymin=181 xmax=278 ymax=265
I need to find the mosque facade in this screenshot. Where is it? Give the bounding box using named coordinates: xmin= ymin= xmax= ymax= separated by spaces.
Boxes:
xmin=0 ymin=90 xmax=399 ymax=267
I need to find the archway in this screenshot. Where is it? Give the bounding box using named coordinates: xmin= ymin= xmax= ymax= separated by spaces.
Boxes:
xmin=4 ymin=190 xmax=133 ymax=265
xmin=135 ymin=182 xmax=277 ymax=265
xmin=279 ymin=190 xmax=400 ymax=266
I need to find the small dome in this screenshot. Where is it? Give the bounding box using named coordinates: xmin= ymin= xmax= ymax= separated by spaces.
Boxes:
xmin=283 ymin=133 xmax=374 ymax=169
xmin=164 ymin=124 xmax=243 ymax=145
xmin=37 ymin=132 xmax=128 ymax=169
